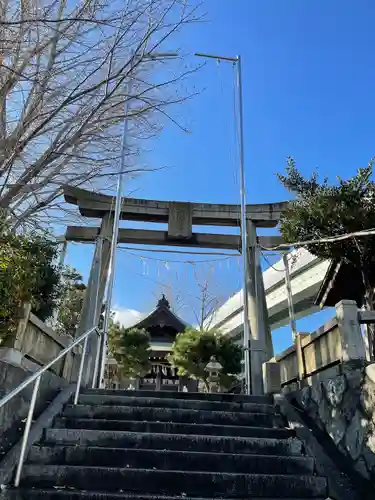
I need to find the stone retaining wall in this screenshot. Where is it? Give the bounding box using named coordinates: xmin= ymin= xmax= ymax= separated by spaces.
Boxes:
xmin=288 ymin=361 xmax=375 ymax=481
xmin=0 ymin=305 xmax=80 ymax=454
xmin=1 ymin=303 xmax=80 ymax=380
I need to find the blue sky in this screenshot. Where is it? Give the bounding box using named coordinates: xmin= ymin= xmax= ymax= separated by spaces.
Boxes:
xmin=66 ymin=0 xmax=375 ymax=354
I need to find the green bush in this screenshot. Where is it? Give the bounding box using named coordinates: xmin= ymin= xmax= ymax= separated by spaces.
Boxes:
xmin=108 ymin=323 xmax=151 ymax=378
xmin=168 ymin=327 xmax=242 ymax=390
xmin=0 ymin=220 xmax=61 ymax=340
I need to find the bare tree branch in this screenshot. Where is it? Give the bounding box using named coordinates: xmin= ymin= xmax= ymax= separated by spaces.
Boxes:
xmin=0 ymin=17 xmax=124 ymax=27
xmin=0 ymin=0 xmax=202 ymax=227
xmin=152 ymin=264 xmax=225 ymax=331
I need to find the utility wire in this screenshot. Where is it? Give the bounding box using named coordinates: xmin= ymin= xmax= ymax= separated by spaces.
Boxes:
xmin=72 ymin=223 xmax=374 ymax=261
xmin=261 ymin=251 xmax=295 ymax=272
xmin=118 ymin=247 xmax=238 ymax=264
xmin=260 ymin=227 xmax=375 ymax=251
xmin=118 ymin=245 xmax=239 ymax=257
xmin=261 ymin=252 xmax=285 ymax=272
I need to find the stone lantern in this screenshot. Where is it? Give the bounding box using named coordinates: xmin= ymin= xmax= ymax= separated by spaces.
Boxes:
xmin=205 ymin=356 xmax=223 ymax=393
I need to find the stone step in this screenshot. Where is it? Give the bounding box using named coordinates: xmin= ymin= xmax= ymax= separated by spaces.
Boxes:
xmin=63 ymin=404 xmax=282 ymax=428
xmin=54 ymin=417 xmax=294 ymax=439
xmin=77 ymin=394 xmax=275 ymax=414
xmin=7 ymin=490 xmax=329 ymax=500
xmin=44 ymin=429 xmax=303 ymax=456
xmin=20 ymin=466 xmax=328 ymax=497
xmin=81 ymin=388 xmax=273 ymax=405
xmin=28 ymin=445 xmax=314 ymax=474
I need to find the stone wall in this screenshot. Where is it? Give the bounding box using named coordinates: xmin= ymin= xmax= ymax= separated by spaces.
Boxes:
xmin=0 ymin=305 xmax=81 ymax=454
xmin=275 ymin=300 xmax=371 ymax=386
xmin=0 ymin=303 xmax=81 ymax=380
xmin=288 ymin=361 xmax=375 ymax=482
xmin=276 ymin=316 xmax=342 ymax=385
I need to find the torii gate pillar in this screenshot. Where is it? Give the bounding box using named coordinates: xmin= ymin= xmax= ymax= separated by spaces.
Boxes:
xmin=247 ymin=220 xmax=274 ymax=395
xmin=75 ymin=213 xmax=113 ymax=386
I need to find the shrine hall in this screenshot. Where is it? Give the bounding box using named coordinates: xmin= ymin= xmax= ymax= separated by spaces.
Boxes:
xmin=105 ymin=295 xmax=197 ymax=392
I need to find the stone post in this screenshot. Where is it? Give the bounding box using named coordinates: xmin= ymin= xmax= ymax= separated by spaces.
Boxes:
xmin=246 ymin=220 xmax=273 ymax=395
xmin=75 ymin=213 xmax=113 ymax=386
xmin=13 ymin=302 xmax=32 ymax=350
xmin=262 ymin=360 xmax=281 ymax=394
xmin=335 ymin=300 xmax=366 ymax=361
xmin=156 ymin=365 xmax=162 ymax=391
xmin=295 ymin=333 xmax=305 ymax=380
xmin=360 ymin=305 xmax=374 ymax=362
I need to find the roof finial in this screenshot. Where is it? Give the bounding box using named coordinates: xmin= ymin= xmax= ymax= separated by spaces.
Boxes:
xmin=157 ymin=294 xmax=170 ymax=309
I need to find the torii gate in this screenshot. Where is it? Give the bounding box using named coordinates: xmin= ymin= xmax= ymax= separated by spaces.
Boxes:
xmin=63 ymin=185 xmax=287 ymax=395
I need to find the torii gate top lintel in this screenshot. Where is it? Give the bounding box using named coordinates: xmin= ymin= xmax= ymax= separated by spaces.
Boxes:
xmin=64 ymin=186 xmax=288 ymax=229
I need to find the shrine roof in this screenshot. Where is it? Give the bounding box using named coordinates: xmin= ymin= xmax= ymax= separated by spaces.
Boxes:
xmin=130 ymin=295 xmax=188 ymax=333
xmin=314 ymin=259 xmax=375 ymax=308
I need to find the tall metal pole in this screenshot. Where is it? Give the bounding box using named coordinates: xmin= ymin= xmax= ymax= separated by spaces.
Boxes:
xmin=98 ymin=87 xmax=131 ymax=389
xmin=96 ymin=52 xmax=178 ymax=389
xmin=283 ymin=253 xmax=297 ymax=342
xmin=195 ymin=52 xmax=252 ymax=394
xmin=236 ymin=56 xmax=252 ymax=395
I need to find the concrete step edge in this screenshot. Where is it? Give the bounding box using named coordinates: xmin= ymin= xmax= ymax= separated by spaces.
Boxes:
xmin=54 ymin=417 xmax=292 ymax=436
xmin=78 ymin=393 xmax=275 ymax=409
xmin=22 ymin=464 xmax=325 ymax=480
xmin=81 ymin=388 xmax=273 ymax=403
xmin=45 ymin=428 xmax=298 ymax=445
xmin=27 ymin=445 xmax=314 ymax=474
xmin=20 ymin=466 xmax=328 ymax=498
xmin=29 ymin=444 xmax=312 ymax=462
xmin=64 ymin=404 xmax=279 ymax=418
xmin=7 ymin=489 xmax=327 ymax=500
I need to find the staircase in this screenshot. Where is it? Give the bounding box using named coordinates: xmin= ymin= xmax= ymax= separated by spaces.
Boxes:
xmin=9 ymin=389 xmax=328 ymax=499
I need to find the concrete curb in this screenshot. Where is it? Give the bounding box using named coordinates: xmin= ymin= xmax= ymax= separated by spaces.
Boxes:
xmin=0 ymin=384 xmax=74 ymax=486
